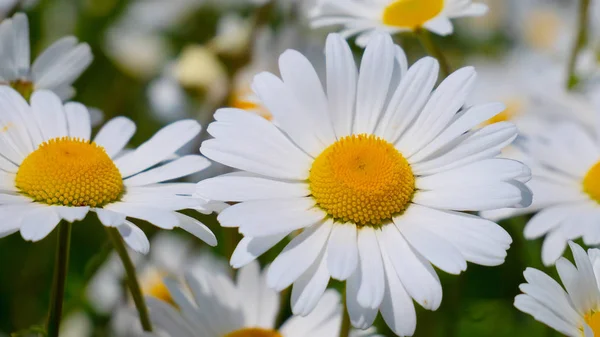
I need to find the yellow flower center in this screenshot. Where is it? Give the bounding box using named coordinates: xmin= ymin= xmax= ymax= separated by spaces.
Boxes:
xmin=309 ymin=134 xmax=415 ymax=227
xmin=584 ymin=311 xmax=600 ymax=336
xmin=382 ymin=0 xmax=444 ymax=29
xmin=15 ymin=137 xmax=123 ymax=207
xmin=224 ymin=328 xmax=282 ymax=337
xmin=583 ymin=161 xmax=600 ymax=203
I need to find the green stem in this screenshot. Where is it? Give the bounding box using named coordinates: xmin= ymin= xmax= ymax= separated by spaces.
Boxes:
xmin=47 ymin=221 xmax=72 ymax=337
xmin=566 ymin=0 xmax=591 ymax=89
xmin=106 ymin=227 xmax=153 ymax=332
xmin=338 ymin=293 xmax=351 ymax=337
xmin=415 ymin=28 xmax=452 ymax=78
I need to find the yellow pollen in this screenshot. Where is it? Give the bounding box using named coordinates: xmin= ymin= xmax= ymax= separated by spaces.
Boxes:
xmin=584 ymin=310 xmax=600 ymax=336
xmin=583 ymin=161 xmax=600 ymax=204
xmin=382 ymin=0 xmax=444 ymax=29
xmin=309 ymin=134 xmax=415 ymax=227
xmin=224 ymin=328 xmax=282 ymax=337
xmin=15 ymin=137 xmax=123 ymax=207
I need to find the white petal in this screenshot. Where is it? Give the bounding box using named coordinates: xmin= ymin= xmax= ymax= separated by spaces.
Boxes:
xmin=279 ymin=49 xmax=335 ymax=146
xmin=400 ymin=66 xmax=477 ymax=157
xmin=64 ymin=102 xmax=91 ymax=140
xmin=33 ymin=43 xmax=92 ymax=90
xmin=542 ymin=230 xmax=569 ymax=266
xmin=30 ymin=90 xmax=68 ymax=140
xmin=267 ymin=220 xmax=332 ymax=291
xmin=116 ymin=120 xmax=201 ymax=177
xmin=514 ymin=294 xmax=581 ymax=337
xmin=104 ymin=203 xmax=179 ymax=229
xmin=423 ymin=16 xmax=453 ymax=35
xmin=251 ymin=72 xmax=328 ymax=156
xmin=325 ymin=33 xmax=358 ymax=138
xmin=413 ymin=181 xmax=525 ymax=211
xmin=217 ymin=197 xmax=325 ymax=237
xmin=95 ymin=208 xmax=126 ymax=227
xmin=354 ymin=33 xmax=395 ymax=135
xmin=196 ymin=174 xmax=310 ymax=202
xmin=375 ymin=57 xmax=439 ymax=144
xmin=230 ymin=233 xmax=289 ymax=268
xmin=31 ymin=37 xmax=78 ymax=77
xmin=20 ymin=206 xmax=61 ymax=241
xmin=93 ymin=117 xmax=136 ymax=158
xmin=377 ymin=223 xmax=442 ymax=310
xmin=174 ymin=213 xmax=217 ymax=246
xmin=201 ymin=108 xmax=312 ymax=180
xmin=406 ymin=204 xmax=512 ymax=266
xmin=412 ymin=122 xmax=518 ymax=175
xmin=397 ymin=218 xmax=467 ymax=274
xmin=124 ymin=155 xmax=210 ymax=186
xmin=346 ymin=269 xmax=378 ymax=329
xmin=327 ymin=223 xmax=359 ymax=281
xmin=356 ymin=227 xmax=385 ymax=309
xmin=55 ymin=206 xmax=89 ymax=223
xmin=380 ymin=250 xmax=417 ymax=336
xmin=117 ymin=220 xmax=150 ymax=254
xmin=291 ymin=249 xmax=330 ymax=316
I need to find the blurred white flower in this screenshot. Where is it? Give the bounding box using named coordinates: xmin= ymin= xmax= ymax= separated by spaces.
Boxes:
xmin=515 ymin=242 xmax=600 ymax=336
xmin=59 ymin=311 xmax=93 ymax=337
xmin=310 ymin=0 xmax=488 ymax=46
xmin=88 ymin=233 xmax=225 ymax=336
xmin=0 ymin=13 xmax=92 ymax=100
xmin=482 ymin=92 xmax=600 ymax=265
xmin=148 ymin=260 xmax=380 ymax=337
xmin=197 ymin=33 xmax=531 ymax=336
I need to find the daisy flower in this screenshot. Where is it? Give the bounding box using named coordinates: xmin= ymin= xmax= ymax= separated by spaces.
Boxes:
xmin=310 ymin=0 xmax=488 ymax=46
xmin=0 ymin=87 xmax=217 ymax=253
xmin=482 ymin=113 xmax=600 ymax=266
xmin=196 ymin=33 xmax=531 ymax=335
xmin=148 ymin=260 xmax=380 ymax=337
xmin=88 ymin=233 xmax=226 ymax=336
xmin=0 ymin=13 xmax=92 ymax=100
xmin=515 ymin=242 xmax=600 ymax=337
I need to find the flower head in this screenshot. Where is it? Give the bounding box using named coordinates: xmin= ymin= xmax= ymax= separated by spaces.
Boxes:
xmin=310 ymin=0 xmax=488 ymax=46
xmin=515 ymin=242 xmax=600 ymax=337
xmin=0 ymin=87 xmax=217 ymax=252
xmin=0 ymin=13 xmax=92 ymax=100
xmin=197 ymin=33 xmax=531 ymax=335
xmin=148 ymin=260 xmax=378 ymax=337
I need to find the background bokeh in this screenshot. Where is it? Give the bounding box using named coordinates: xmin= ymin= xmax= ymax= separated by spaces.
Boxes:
xmin=1 ymin=0 xmax=598 ymax=336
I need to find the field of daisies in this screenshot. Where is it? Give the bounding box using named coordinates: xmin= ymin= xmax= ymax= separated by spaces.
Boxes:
xmin=3 ymin=0 xmax=600 ymax=336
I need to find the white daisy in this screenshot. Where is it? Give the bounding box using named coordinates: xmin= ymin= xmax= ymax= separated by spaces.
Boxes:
xmin=482 ymin=114 xmax=600 ymax=266
xmin=515 ymin=241 xmax=600 ymax=337
xmin=88 ymin=233 xmax=226 ymax=336
xmin=148 ymin=260 xmax=380 ymax=337
xmin=196 ymin=33 xmax=531 ymax=335
xmin=310 ymin=0 xmax=488 ymax=46
xmin=0 ymin=87 xmax=217 ymax=253
xmin=0 ymin=13 xmax=92 ymax=100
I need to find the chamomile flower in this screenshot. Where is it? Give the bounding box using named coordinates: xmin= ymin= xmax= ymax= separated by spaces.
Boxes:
xmin=310 ymin=0 xmax=488 ymax=46
xmin=148 ymin=260 xmax=379 ymax=337
xmin=196 ymin=33 xmax=531 ymax=335
xmin=515 ymin=242 xmax=600 ymax=337
xmin=0 ymin=87 xmax=217 ymax=253
xmin=0 ymin=13 xmax=92 ymax=100
xmin=482 ymin=113 xmax=600 ymax=266
xmin=88 ymin=233 xmax=226 ymax=336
